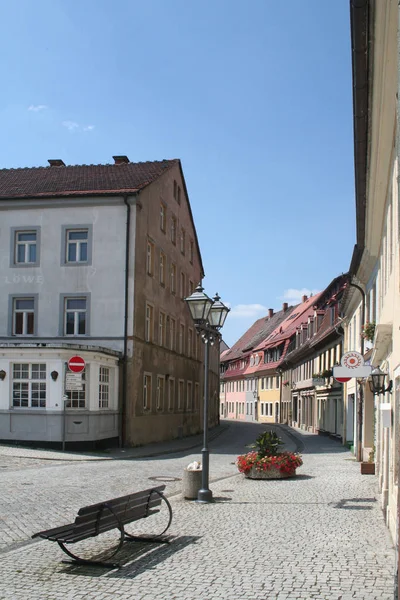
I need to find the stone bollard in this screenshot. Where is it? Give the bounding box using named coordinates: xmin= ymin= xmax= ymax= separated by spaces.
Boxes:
xmin=183 ymin=461 xmax=202 ymax=500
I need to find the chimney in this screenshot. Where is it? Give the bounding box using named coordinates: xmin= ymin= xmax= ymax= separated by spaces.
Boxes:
xmin=113 ymin=155 xmax=130 ymax=164
xmin=268 ymin=308 xmax=274 ymax=318
xmin=48 ymin=159 xmax=65 ymax=167
xmin=302 ymin=295 xmax=308 ymax=303
xmin=282 ymin=302 xmax=288 ymax=312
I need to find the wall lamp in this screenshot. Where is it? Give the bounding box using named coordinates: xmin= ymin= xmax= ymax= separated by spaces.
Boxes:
xmin=0 ymin=370 xmax=6 ymax=381
xmin=252 ymin=391 xmax=258 ymax=399
xmin=51 ymin=370 xmax=59 ymax=382
xmin=368 ymin=367 xmax=393 ymax=396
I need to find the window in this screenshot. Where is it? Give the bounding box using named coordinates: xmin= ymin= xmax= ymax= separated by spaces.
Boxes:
xmin=188 ymin=328 xmax=193 ymax=358
xmin=160 ymin=252 xmax=166 ymax=285
xmin=12 ymin=296 xmax=36 ymax=335
xmin=180 ymin=272 xmax=186 ymax=300
xmin=156 ymin=376 xmax=165 ymax=410
xmin=12 ymin=227 xmax=40 ymax=266
xmin=12 ymin=363 xmax=46 ymax=408
xmin=171 ymin=263 xmax=177 ymax=294
xmin=179 ymin=323 xmax=185 ymax=354
xmin=180 ymin=228 xmax=185 ymax=254
xmin=189 ymin=280 xmax=194 ymax=295
xmin=171 ymin=216 xmax=177 ymax=244
xmin=194 ymin=383 xmax=199 ymax=410
xmin=177 ymin=186 xmax=181 ymax=205
xmin=143 ymin=373 xmax=152 ymax=410
xmin=190 ymin=240 xmax=194 ymax=264
xmin=173 ymin=180 xmax=177 ymax=200
xmin=170 ymin=317 xmax=176 ymax=351
xmin=160 ymin=202 xmax=166 ymax=232
xmin=187 ymin=381 xmax=193 ymax=411
xmin=145 ymin=304 xmax=154 ymax=342
xmin=178 ymin=379 xmax=184 ymax=410
xmin=64 ymin=297 xmax=88 ymax=335
xmin=66 ymin=367 xmax=87 ymax=408
xmin=168 ymin=377 xmax=175 ymax=410
xmin=146 ymin=240 xmax=154 ymax=276
xmin=159 ymin=311 xmax=166 ymax=346
xmin=99 ymin=367 xmax=110 ymax=408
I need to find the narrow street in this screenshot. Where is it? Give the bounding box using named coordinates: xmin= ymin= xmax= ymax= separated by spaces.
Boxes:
xmin=0 ymin=422 xmax=395 ymax=599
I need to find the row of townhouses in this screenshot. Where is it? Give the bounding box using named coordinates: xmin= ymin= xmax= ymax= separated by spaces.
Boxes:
xmin=0 ymin=156 xmax=219 ymax=447
xmin=221 ymin=2 xmax=400 ymax=588
xmin=219 ymin=274 xmax=347 ymax=442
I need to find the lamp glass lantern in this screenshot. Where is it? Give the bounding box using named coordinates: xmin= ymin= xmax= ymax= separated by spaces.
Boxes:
xmin=369 ymin=367 xmax=391 ymax=395
xmin=208 ymin=293 xmax=230 ymax=330
xmin=185 ymin=284 xmax=213 ymax=324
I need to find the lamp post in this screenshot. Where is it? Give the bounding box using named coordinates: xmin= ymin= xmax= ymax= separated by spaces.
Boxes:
xmin=185 ymin=284 xmax=230 ymax=503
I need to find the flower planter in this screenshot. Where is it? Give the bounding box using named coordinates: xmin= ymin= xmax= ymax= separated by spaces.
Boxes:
xmin=245 ymin=466 xmax=296 ymax=480
xmin=361 ymin=462 xmax=375 ymax=475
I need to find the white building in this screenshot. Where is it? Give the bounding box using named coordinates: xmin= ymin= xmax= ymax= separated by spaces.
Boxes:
xmin=0 ymin=156 xmax=209 ymax=447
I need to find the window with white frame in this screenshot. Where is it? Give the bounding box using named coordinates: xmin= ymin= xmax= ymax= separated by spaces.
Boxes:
xmin=14 ymin=230 xmax=38 ymax=265
xmin=146 ymin=240 xmax=154 ymax=276
xmin=188 ymin=328 xmax=193 ymax=358
xmin=170 ymin=317 xmax=176 ymax=351
xmin=12 ymin=363 xmax=46 ymax=408
xmin=180 ymin=272 xmax=186 ymax=300
xmin=171 ymin=263 xmax=176 ymax=294
xmin=168 ymin=377 xmax=175 ymax=410
xmin=145 ymin=304 xmax=154 ymax=342
xmin=160 ymin=252 xmax=166 ymax=285
xmin=187 ymin=381 xmax=193 ymax=410
xmin=99 ymin=366 xmax=110 ymax=408
xmin=171 ymin=216 xmax=177 ymax=244
xmin=178 ymin=379 xmax=184 ymax=410
xmin=159 ymin=311 xmax=166 ymax=346
xmin=66 ymin=230 xmax=88 ymax=263
xmin=160 ymin=202 xmax=166 ymax=232
xmin=64 ymin=297 xmax=87 ymax=335
xmin=12 ymin=297 xmax=35 ymax=335
xmin=180 ymin=228 xmax=185 ymax=254
xmin=143 ymin=373 xmax=152 ymax=410
xmin=66 ymin=367 xmax=87 ymax=408
xmin=179 ymin=323 xmax=185 ymax=354
xmin=156 ymin=376 xmax=165 ymax=410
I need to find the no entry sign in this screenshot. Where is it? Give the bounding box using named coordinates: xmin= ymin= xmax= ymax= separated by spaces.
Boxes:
xmin=68 ymin=355 xmax=85 ymax=373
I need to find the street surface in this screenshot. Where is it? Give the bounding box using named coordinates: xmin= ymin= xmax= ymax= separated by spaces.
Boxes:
xmin=0 ymin=421 xmax=395 ymax=599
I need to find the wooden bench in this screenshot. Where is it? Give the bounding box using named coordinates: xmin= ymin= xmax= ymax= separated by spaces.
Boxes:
xmin=32 ymin=485 xmax=172 ymax=568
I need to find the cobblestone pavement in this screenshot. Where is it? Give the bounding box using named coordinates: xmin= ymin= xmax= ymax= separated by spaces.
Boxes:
xmin=0 ymin=422 xmax=396 ymax=599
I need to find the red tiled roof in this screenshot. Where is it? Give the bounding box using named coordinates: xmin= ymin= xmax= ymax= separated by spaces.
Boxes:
xmin=220 ymin=306 xmax=296 ymax=365
xmin=0 ymin=159 xmax=179 ymax=199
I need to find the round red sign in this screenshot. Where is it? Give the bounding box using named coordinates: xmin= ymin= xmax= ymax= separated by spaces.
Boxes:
xmin=68 ymin=355 xmax=85 ymax=373
xmin=335 ymin=377 xmax=351 ymax=383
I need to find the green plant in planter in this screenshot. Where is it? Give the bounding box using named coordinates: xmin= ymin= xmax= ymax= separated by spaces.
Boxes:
xmin=249 ymin=430 xmax=284 ymax=457
xmin=321 ymin=369 xmax=333 ymax=378
xmin=362 ymin=321 xmax=376 ymax=342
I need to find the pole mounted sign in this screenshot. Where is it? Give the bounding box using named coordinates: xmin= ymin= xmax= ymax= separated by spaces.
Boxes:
xmin=68 ymin=355 xmax=86 ymax=373
xmin=333 ymin=351 xmax=372 ymax=383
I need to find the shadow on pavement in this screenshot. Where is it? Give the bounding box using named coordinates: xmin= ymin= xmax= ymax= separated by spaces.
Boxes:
xmin=59 ymin=535 xmax=201 ymax=579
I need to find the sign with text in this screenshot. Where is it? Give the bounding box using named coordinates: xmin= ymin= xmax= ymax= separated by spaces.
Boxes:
xmin=65 ymin=372 xmax=83 ymax=391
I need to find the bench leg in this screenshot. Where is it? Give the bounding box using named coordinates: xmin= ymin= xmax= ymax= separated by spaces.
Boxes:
xmin=57 ymin=540 xmax=123 ymax=569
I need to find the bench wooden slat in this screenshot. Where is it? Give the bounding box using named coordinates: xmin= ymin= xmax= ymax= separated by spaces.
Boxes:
xmin=76 ymin=486 xmax=165 ymax=517
xmin=32 ymin=523 xmax=75 ymax=540
xmin=61 ymin=510 xmax=160 ymax=544
xmin=74 ymin=495 xmax=162 ymax=526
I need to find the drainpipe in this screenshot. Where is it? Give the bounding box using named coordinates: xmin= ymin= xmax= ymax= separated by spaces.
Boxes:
xmin=120 ymin=194 xmax=133 ymax=448
xmin=348 ymin=281 xmax=365 ymax=462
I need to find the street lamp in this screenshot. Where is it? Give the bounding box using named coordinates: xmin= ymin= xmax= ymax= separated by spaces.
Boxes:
xmin=368 ymin=367 xmax=393 ymax=395
xmin=185 ymin=283 xmax=230 ymax=503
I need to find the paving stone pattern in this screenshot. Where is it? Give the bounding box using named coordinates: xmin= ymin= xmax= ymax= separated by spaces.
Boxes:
xmin=0 ymin=423 xmax=395 ymax=599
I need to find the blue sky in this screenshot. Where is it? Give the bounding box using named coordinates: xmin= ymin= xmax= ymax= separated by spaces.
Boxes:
xmin=0 ymin=0 xmax=355 ymax=347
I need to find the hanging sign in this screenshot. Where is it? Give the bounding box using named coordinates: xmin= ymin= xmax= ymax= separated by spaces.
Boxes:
xmin=333 ymin=351 xmax=372 ymax=383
